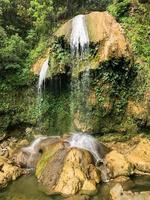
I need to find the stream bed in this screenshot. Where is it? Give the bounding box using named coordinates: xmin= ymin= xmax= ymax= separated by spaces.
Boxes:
xmin=0 ymin=175 xmax=150 ymax=200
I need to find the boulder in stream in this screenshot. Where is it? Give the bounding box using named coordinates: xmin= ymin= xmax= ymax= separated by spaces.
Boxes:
xmin=36 ymin=143 xmax=101 ymax=196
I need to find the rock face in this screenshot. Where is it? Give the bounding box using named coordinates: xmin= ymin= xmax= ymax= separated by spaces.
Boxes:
xmin=0 ymin=157 xmax=23 ymax=188
xmin=105 ymin=150 xmax=133 ymax=178
xmin=13 ymin=137 xmax=61 ymax=168
xmin=127 ymin=138 xmax=150 ymax=173
xmin=32 ymin=48 xmax=50 ymax=75
xmin=110 ymin=183 xmax=150 ymax=200
xmin=36 ymin=144 xmax=101 ymax=195
xmin=104 ymin=136 xmax=150 ymax=177
xmin=56 ymin=11 xmax=131 ymax=62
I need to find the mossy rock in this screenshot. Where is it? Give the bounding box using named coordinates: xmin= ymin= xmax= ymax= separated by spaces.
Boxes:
xmin=36 ymin=142 xmax=65 ymax=178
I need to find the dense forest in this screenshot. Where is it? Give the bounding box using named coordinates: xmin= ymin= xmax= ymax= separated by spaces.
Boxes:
xmin=0 ymin=0 xmax=150 ymax=136
xmin=0 ymin=1 xmax=150 ymax=199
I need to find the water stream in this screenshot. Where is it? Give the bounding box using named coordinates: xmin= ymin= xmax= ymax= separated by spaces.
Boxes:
xmin=1 ymin=175 xmax=150 ymax=200
xmin=38 ymin=58 xmax=49 ymax=93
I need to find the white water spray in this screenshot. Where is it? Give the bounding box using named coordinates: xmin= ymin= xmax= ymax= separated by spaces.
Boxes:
xmin=69 ymin=133 xmax=103 ymax=162
xmin=70 ymin=15 xmax=89 ymax=56
xmin=38 ymin=58 xmax=49 ymax=93
xmin=21 ymin=135 xmax=48 ymax=168
xmin=22 ymin=136 xmax=47 ymax=154
xmin=69 ymin=133 xmax=109 ymax=182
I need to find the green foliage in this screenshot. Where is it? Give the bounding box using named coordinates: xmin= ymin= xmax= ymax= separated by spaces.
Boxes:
xmin=108 ymin=0 xmax=131 ymax=19
xmin=93 ymin=59 xmax=136 ymax=119
xmin=107 ymin=0 xmax=150 ymax=102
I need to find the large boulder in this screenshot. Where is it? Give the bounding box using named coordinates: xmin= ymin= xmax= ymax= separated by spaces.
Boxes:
xmin=105 ymin=150 xmax=133 ymax=178
xmin=56 ymin=11 xmax=132 ymax=62
xmin=127 ymin=138 xmax=150 ymax=173
xmin=0 ymin=157 xmax=23 ymax=188
xmin=36 ymin=146 xmax=101 ymax=195
xmin=110 ymin=183 xmax=150 ymax=200
xmin=13 ymin=137 xmax=62 ymax=168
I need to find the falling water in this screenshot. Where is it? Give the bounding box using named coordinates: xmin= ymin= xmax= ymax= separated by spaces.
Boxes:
xmin=69 ymin=133 xmax=109 ymax=182
xmin=22 ymin=135 xmax=47 ymax=154
xmin=69 ymin=133 xmax=103 ymax=162
xmin=70 ymin=14 xmax=89 ymax=56
xmin=38 ymin=58 xmax=49 ymax=93
xmin=21 ymin=135 xmax=47 ymax=168
xmin=70 ymin=14 xmax=92 ymax=131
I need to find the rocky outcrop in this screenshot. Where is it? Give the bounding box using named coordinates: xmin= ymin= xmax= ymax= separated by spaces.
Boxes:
xmin=110 ymin=183 xmax=150 ymax=200
xmin=127 ymin=92 xmax=150 ymax=128
xmin=36 ymin=145 xmax=101 ymax=195
xmin=56 ymin=11 xmax=132 ymax=63
xmin=104 ymin=136 xmax=150 ymax=177
xmin=105 ymin=150 xmax=133 ymax=178
xmin=13 ymin=137 xmax=62 ymax=168
xmin=127 ymin=138 xmax=150 ymax=173
xmin=0 ymin=156 xmax=23 ymax=188
xmin=32 ymin=48 xmax=50 ymax=75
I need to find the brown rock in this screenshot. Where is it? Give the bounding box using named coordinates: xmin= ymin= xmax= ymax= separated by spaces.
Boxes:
xmin=32 ymin=48 xmax=50 ymax=75
xmin=56 ymin=11 xmax=132 ymax=63
xmin=0 ymin=157 xmax=23 ymax=188
xmin=127 ymin=138 xmax=150 ymax=173
xmin=36 ymin=147 xmax=101 ymax=196
xmin=105 ymin=150 xmax=133 ymax=178
xmin=110 ymin=183 xmax=150 ymax=200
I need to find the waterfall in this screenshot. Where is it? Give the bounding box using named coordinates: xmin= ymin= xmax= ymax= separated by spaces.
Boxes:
xmin=69 ymin=133 xmax=103 ymax=162
xmin=21 ymin=136 xmax=47 ymax=168
xmin=38 ymin=58 xmax=49 ymax=93
xmin=70 ymin=14 xmax=92 ymax=131
xmin=22 ymin=136 xmax=47 ymax=154
xmin=70 ymin=14 xmax=89 ymax=56
xmin=68 ymin=133 xmax=109 ymax=182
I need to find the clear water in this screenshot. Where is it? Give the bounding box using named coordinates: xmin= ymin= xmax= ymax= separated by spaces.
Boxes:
xmin=1 ymin=175 xmax=150 ymax=200
xmin=0 ymin=176 xmax=62 ymax=200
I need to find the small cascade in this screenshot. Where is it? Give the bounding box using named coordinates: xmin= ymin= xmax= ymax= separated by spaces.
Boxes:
xmin=22 ymin=135 xmax=47 ymax=154
xmin=70 ymin=14 xmax=89 ymax=56
xmin=69 ymin=133 xmax=109 ymax=182
xmin=38 ymin=58 xmax=49 ymax=93
xmin=69 ymin=133 xmax=103 ymax=162
xmin=21 ymin=135 xmax=47 ymax=168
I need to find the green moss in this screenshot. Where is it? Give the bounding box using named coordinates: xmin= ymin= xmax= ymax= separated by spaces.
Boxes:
xmin=36 ymin=143 xmax=63 ymax=178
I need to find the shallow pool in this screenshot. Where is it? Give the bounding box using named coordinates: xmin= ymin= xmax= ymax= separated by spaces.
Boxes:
xmin=0 ymin=175 xmax=150 ymax=200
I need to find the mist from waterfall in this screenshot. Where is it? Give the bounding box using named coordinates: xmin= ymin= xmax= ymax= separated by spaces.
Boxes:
xmin=38 ymin=58 xmax=49 ymax=93
xmin=70 ymin=14 xmax=89 ymax=57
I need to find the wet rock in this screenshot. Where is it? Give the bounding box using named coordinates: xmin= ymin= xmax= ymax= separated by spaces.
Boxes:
xmin=0 ymin=156 xmax=23 ymax=188
xmin=110 ymin=183 xmax=150 ymax=200
xmin=105 ymin=150 xmax=133 ymax=178
xmin=12 ymin=137 xmax=62 ymax=168
xmin=56 ymin=11 xmax=132 ymax=63
xmin=36 ymin=147 xmax=101 ymax=196
xmin=32 ymin=48 xmax=50 ymax=75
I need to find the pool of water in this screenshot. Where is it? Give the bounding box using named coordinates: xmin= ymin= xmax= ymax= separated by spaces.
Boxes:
xmin=0 ymin=176 xmax=62 ymax=200
xmin=0 ymin=175 xmax=150 ymax=200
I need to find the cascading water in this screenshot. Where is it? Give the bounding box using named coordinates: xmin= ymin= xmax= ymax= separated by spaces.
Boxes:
xmin=69 ymin=133 xmax=109 ymax=182
xmin=21 ymin=135 xmax=47 ymax=168
xmin=22 ymin=135 xmax=47 ymax=154
xmin=38 ymin=58 xmax=49 ymax=93
xmin=69 ymin=133 xmax=103 ymax=162
xmin=70 ymin=14 xmax=89 ymax=57
xmin=70 ymin=14 xmax=92 ymax=132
